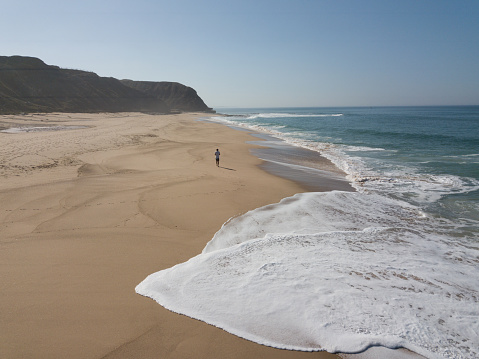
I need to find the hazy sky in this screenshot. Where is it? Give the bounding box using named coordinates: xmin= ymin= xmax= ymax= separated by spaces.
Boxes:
xmin=2 ymin=0 xmax=479 ymax=108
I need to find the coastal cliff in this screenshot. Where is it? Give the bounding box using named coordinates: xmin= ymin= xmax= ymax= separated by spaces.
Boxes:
xmin=121 ymin=80 xmax=214 ymax=113
xmin=0 ymin=56 xmax=213 ymax=114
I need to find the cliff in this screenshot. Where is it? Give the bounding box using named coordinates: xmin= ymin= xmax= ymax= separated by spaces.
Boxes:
xmin=0 ymin=56 xmax=212 ymax=114
xmin=121 ymin=80 xmax=214 ymax=113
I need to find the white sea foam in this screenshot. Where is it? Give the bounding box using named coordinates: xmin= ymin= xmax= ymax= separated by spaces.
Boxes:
xmin=210 ymin=114 xmax=479 ymax=203
xmin=246 ymin=113 xmax=343 ymax=119
xmin=137 ymin=191 xmax=479 ymax=358
xmin=138 ymin=112 xmax=479 ymax=358
xmin=444 ymin=154 xmax=479 ymax=164
xmin=447 ymin=154 xmax=479 ymax=158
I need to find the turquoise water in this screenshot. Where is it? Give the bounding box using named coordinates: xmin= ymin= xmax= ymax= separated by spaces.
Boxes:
xmin=138 ymin=107 xmax=479 ymax=358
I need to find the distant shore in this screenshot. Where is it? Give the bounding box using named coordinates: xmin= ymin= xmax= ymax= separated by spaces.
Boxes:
xmin=0 ymin=112 xmax=344 ymax=359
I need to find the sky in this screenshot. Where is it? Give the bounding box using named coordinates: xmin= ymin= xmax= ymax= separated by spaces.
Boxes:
xmin=2 ymin=0 xmax=479 ymax=108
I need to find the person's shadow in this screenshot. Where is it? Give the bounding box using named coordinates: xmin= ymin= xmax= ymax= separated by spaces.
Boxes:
xmin=219 ymin=166 xmax=236 ymax=171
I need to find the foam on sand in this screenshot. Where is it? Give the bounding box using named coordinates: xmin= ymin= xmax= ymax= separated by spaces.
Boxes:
xmin=136 ymin=191 xmax=479 ymax=359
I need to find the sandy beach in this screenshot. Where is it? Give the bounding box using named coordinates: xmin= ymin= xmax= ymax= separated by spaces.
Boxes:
xmin=0 ymin=112 xmax=343 ymax=358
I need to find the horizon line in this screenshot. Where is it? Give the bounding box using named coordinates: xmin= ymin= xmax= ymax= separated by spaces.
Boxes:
xmin=212 ymin=104 xmax=479 ymax=109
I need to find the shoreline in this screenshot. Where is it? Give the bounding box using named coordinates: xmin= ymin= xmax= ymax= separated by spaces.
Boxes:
xmin=203 ymin=119 xmax=354 ymax=193
xmin=0 ymin=112 xmax=424 ymax=359
xmin=248 ymin=133 xmax=354 ymax=192
xmin=0 ymin=112 xmax=341 ymax=359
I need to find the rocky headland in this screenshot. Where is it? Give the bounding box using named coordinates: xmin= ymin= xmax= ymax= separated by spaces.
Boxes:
xmin=0 ymin=56 xmax=214 ymax=114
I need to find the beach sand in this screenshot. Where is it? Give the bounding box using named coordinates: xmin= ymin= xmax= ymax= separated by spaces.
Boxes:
xmin=0 ymin=112 xmax=342 ymax=358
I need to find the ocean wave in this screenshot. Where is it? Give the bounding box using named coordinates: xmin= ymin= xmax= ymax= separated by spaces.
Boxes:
xmin=445 ymin=153 xmax=479 ymax=158
xmin=443 ymin=154 xmax=479 ymax=164
xmin=140 ymin=111 xmax=479 ymax=358
xmin=246 ymin=113 xmax=343 ymax=119
xmin=208 ymin=115 xmax=479 ymax=202
xmin=137 ymin=191 xmax=479 ymax=358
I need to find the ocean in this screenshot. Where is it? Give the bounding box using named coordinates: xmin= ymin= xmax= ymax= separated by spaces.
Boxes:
xmin=137 ymin=106 xmax=479 ymax=359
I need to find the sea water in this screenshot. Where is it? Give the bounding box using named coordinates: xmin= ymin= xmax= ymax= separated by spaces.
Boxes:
xmin=136 ymin=107 xmax=479 ymax=359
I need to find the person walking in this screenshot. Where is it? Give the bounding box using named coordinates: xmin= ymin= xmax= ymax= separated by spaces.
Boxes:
xmin=215 ymin=148 xmax=220 ymax=167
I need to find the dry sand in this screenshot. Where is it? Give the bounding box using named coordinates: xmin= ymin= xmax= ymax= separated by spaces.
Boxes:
xmin=0 ymin=112 xmax=341 ymax=358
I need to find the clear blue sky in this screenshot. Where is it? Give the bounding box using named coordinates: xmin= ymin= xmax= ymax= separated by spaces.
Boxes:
xmin=2 ymin=0 xmax=479 ymax=108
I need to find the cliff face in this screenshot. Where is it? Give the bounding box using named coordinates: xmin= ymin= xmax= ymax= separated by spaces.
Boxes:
xmin=121 ymin=80 xmax=214 ymax=113
xmin=0 ymin=56 xmax=212 ymax=114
